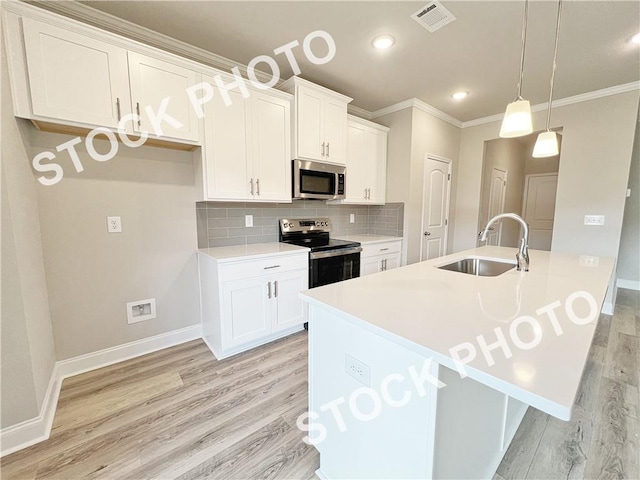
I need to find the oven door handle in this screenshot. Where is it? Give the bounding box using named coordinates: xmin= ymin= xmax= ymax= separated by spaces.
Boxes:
xmin=309 ymin=247 xmax=362 ymax=260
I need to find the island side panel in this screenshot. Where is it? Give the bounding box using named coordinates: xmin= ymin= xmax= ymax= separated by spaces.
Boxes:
xmin=433 ymin=366 xmax=528 ymax=479
xmin=308 ymin=304 xmax=439 ymax=479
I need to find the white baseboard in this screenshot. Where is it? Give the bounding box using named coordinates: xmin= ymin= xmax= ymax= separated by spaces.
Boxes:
xmin=0 ymin=324 xmax=202 ymax=457
xmin=0 ymin=364 xmax=61 ymax=457
xmin=203 ymin=324 xmax=304 ymax=360
xmin=602 ymin=301 xmax=614 ymax=315
xmin=617 ymin=279 xmax=640 ymax=291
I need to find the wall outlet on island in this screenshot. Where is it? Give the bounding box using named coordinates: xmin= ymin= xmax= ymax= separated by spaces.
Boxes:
xmin=345 ymin=353 xmax=370 ymax=386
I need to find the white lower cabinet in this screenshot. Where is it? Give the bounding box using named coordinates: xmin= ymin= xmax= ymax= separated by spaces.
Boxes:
xmin=199 ymin=251 xmax=308 ymax=359
xmin=361 ymin=239 xmax=402 ymax=276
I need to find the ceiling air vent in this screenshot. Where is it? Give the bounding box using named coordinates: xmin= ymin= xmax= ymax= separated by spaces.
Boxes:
xmin=411 ymin=1 xmax=456 ymax=33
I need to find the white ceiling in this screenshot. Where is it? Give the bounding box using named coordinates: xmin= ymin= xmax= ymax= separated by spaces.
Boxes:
xmin=73 ymin=0 xmax=640 ymax=122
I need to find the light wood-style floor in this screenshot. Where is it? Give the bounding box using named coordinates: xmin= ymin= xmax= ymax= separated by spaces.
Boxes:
xmin=2 ymin=289 xmax=638 ymax=479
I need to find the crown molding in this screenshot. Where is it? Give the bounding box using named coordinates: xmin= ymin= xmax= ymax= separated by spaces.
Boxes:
xmin=462 ymin=81 xmax=640 ymax=129
xmin=24 ymin=0 xmax=278 ymax=85
xmin=370 ymin=98 xmax=463 ymax=128
xmin=347 ymin=104 xmax=373 ymax=120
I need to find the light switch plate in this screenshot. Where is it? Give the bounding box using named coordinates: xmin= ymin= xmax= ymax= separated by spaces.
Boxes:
xmin=245 ymin=215 xmax=253 ymax=227
xmin=584 ymin=215 xmax=605 ymax=226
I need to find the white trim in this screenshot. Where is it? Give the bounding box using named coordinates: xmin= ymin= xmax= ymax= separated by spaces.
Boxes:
xmin=347 ymin=104 xmax=373 ymax=120
xmin=203 ymin=324 xmax=304 ymax=360
xmin=462 ymin=81 xmax=640 ymax=128
xmin=371 ymin=98 xmax=463 ymax=128
xmin=0 ymin=364 xmax=61 ymax=457
xmin=56 ymin=324 xmax=202 ymax=379
xmin=602 ymin=301 xmax=614 ymax=315
xmin=617 ymin=279 xmax=640 ymax=291
xmin=0 ymin=325 xmax=202 ymax=457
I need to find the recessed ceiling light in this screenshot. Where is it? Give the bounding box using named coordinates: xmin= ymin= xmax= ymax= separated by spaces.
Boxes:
xmin=372 ymin=34 xmax=395 ymax=50
xmin=451 ymin=91 xmax=469 ymax=100
xmin=630 ymin=32 xmax=640 ymax=44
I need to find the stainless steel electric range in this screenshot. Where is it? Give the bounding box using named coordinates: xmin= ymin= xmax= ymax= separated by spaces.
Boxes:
xmin=279 ymin=217 xmax=361 ymax=289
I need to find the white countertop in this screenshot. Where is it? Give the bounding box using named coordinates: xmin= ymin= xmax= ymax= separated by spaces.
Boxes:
xmin=334 ymin=234 xmax=403 ymax=245
xmin=198 ymin=243 xmax=309 ymax=262
xmin=300 ymin=246 xmax=615 ymax=420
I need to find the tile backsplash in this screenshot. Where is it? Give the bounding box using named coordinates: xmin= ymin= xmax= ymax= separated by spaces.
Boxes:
xmin=196 ymin=201 xmax=404 ymax=248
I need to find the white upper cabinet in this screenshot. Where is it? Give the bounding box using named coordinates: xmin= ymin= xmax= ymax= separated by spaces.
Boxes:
xmin=338 ymin=116 xmax=389 ymax=205
xmin=17 ymin=16 xmax=201 ymax=145
xmin=200 ymin=75 xmax=292 ymax=202
xmin=127 ymin=52 xmax=200 ymax=142
xmin=283 ymin=77 xmax=351 ymax=165
xmin=251 ymin=91 xmax=292 ymax=201
xmin=22 ymin=18 xmax=131 ymax=129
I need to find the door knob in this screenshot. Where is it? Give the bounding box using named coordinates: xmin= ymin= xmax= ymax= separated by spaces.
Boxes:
xmin=424 ymin=231 xmax=431 ymax=236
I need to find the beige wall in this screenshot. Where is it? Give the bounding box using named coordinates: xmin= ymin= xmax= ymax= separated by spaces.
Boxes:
xmin=26 ymin=131 xmax=201 ymax=360
xmin=617 ymin=107 xmax=640 ymax=284
xmin=378 ymin=107 xmax=460 ymax=265
xmin=1 ymin=36 xmax=56 ymax=428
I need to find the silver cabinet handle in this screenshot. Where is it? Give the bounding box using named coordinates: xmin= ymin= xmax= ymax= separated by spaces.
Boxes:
xmin=256 ymin=178 xmax=260 ymax=196
xmin=116 ymin=98 xmax=121 ymax=121
xmin=383 ymin=259 xmax=387 ymax=271
xmin=380 ymin=247 xmax=389 ymax=251
xmin=367 ymin=188 xmax=371 ymax=200
xmin=321 ymin=142 xmax=325 ymax=157
xmin=274 ymin=280 xmax=278 ymax=298
xmin=424 ymin=231 xmax=431 ymax=236
xmin=263 ymin=265 xmax=280 ymax=270
xmin=267 ymin=281 xmax=271 ymax=299
xmin=326 ymin=142 xmax=330 ymax=157
xmin=250 ymin=178 xmax=254 ymax=196
xmin=136 ymin=102 xmax=141 ymax=127
xmin=364 ymin=188 xmax=367 ymax=200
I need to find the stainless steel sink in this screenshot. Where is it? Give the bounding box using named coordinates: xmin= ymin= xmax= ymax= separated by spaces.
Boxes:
xmin=437 ymin=257 xmax=516 ymax=277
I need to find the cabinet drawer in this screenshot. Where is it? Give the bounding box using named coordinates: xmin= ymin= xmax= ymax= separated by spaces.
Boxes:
xmin=219 ymin=253 xmax=308 ymax=282
xmin=361 ymin=240 xmax=402 ymax=258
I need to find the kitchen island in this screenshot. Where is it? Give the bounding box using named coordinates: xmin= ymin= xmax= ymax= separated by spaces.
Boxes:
xmin=299 ymin=246 xmax=615 ymax=479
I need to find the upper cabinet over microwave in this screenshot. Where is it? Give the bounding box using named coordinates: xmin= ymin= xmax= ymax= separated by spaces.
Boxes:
xmin=281 ymin=77 xmax=352 ymax=166
xmin=9 ymin=16 xmax=201 ymax=145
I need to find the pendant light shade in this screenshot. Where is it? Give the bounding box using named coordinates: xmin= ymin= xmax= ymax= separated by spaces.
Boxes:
xmin=533 ymin=0 xmax=563 ymax=158
xmin=500 ymin=0 xmax=532 ymax=138
xmin=532 ymin=131 xmax=559 ymax=157
xmin=500 ymin=99 xmax=533 ymax=138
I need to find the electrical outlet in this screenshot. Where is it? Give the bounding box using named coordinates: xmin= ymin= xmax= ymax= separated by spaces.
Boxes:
xmin=350 ymin=213 xmax=355 ymax=223
xmin=126 ymin=298 xmax=156 ymax=324
xmin=627 ymin=188 xmax=632 ymax=198
xmin=107 ymin=216 xmax=122 ymax=233
xmin=245 ymin=215 xmax=254 ymax=227
xmin=345 ymin=353 xmax=370 ymax=386
xmin=579 ymin=255 xmax=600 ymax=267
xmin=584 ymin=215 xmax=605 ymax=226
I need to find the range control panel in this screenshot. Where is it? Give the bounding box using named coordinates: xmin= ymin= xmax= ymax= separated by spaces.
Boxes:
xmin=280 ymin=217 xmax=332 ymax=233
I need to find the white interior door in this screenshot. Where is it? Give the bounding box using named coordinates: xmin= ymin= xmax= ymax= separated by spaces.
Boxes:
xmin=486 ymin=168 xmax=508 ymax=246
xmin=421 ymin=156 xmax=452 ymax=261
xmin=522 ymin=174 xmax=558 ymax=251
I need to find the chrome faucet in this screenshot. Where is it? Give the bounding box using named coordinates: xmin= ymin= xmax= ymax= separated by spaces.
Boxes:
xmin=480 ymin=213 xmax=530 ymax=271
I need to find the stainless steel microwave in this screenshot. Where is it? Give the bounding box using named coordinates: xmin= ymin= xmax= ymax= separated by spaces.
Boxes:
xmin=292 ymin=160 xmax=346 ymax=200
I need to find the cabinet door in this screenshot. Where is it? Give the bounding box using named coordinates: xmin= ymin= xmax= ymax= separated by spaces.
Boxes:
xmin=345 ymin=122 xmax=369 ymax=203
xmin=251 ymin=92 xmax=291 ymax=202
xmin=22 ymin=18 xmax=131 ymax=129
xmin=296 ymin=86 xmax=324 ymax=161
xmin=203 ymin=81 xmax=252 ymax=200
xmin=383 ymin=253 xmax=401 ymax=271
xmin=128 ymin=52 xmax=200 ymax=142
xmin=221 ymin=277 xmax=271 ymax=349
xmin=323 ymin=98 xmax=348 ymax=165
xmin=361 ymin=256 xmax=382 ymax=276
xmin=272 ymin=269 xmax=308 ymax=333
xmin=368 ymin=129 xmax=388 ymax=204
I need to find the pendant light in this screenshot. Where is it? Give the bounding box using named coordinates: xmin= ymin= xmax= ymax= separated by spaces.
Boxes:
xmin=533 ymin=0 xmax=563 ymax=158
xmin=500 ymin=0 xmax=533 ymax=138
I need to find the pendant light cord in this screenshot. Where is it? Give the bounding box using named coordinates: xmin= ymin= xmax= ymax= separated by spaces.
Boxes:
xmin=545 ymin=0 xmax=563 ymax=131
xmin=516 ymin=0 xmax=529 ymax=100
